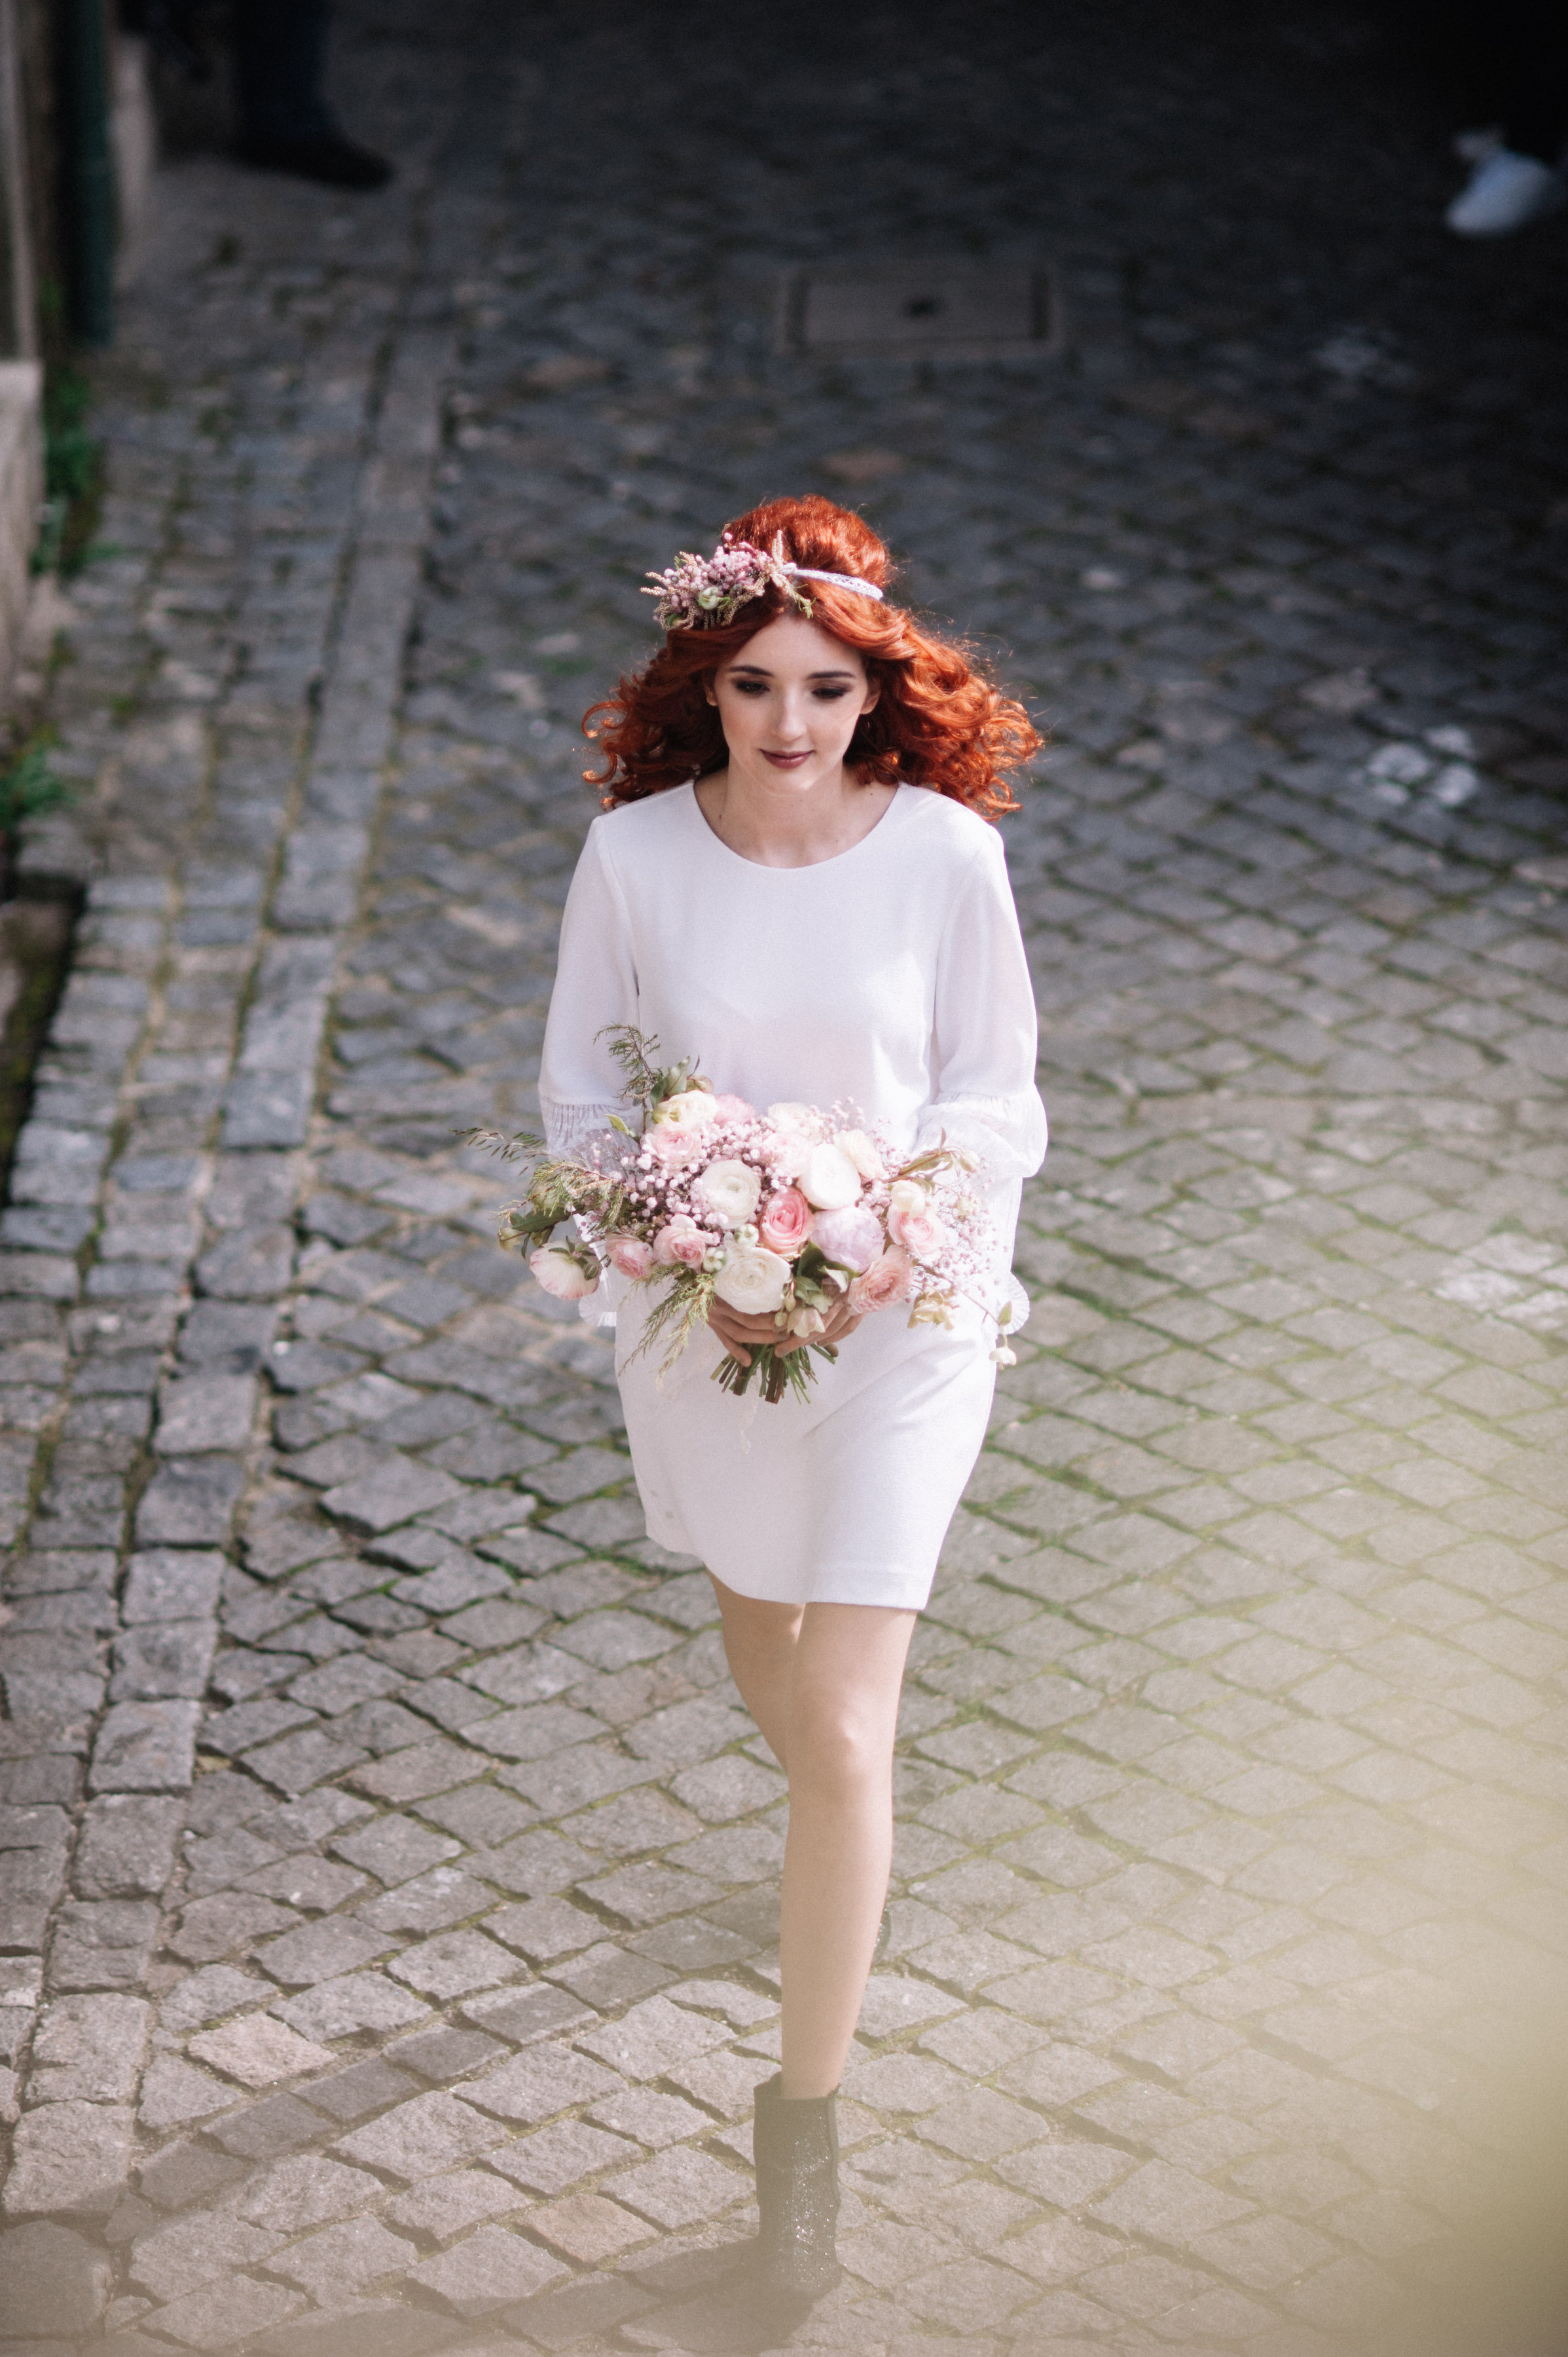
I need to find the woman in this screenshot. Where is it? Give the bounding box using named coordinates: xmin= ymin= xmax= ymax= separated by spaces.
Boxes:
xmin=538 ymin=495 xmax=1046 ymax=2307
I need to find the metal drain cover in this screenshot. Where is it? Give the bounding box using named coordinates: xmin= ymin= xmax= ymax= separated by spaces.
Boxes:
xmin=778 ymin=262 xmax=1057 ymax=359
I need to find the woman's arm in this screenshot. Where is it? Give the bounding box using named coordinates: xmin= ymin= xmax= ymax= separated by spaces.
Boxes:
xmin=920 ymin=831 xmax=1048 ymax=1178
xmin=538 ymin=822 xmax=639 ymax=1156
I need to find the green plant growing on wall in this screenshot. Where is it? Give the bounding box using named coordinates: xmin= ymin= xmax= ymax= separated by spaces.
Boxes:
xmin=0 ymin=739 xmax=77 ymax=897
xmin=34 ymin=365 xmax=103 ymax=577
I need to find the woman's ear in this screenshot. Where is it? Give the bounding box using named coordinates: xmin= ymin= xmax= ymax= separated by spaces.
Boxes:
xmin=703 ymin=672 xmax=720 ymax=708
xmin=860 ymin=678 xmax=881 ymax=715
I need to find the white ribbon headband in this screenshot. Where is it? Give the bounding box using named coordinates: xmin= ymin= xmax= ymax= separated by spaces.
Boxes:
xmin=786 ymin=566 xmax=885 ymax=602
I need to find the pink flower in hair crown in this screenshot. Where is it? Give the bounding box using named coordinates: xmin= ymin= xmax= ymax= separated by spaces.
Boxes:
xmin=643 ymin=535 xmax=887 ymax=632
xmin=644 ymin=538 xmax=811 ymax=631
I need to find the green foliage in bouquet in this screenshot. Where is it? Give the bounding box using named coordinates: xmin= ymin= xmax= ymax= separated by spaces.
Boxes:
xmin=710 ymin=1328 xmax=840 ymax=1404
xmin=600 ymin=1025 xmax=710 ymax=1125
xmin=475 ymin=1027 xmax=695 ymax=1255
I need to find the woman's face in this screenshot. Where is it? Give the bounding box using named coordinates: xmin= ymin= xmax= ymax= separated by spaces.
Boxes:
xmin=706 ymin=612 xmax=879 ymax=792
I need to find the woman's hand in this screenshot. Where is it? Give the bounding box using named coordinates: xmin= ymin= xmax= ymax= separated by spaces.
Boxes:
xmin=708 ymin=1292 xmax=863 ymax=1368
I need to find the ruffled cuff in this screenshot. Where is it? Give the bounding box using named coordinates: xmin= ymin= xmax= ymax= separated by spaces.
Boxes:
xmin=915 ymin=1091 xmax=1048 ymax=1183
xmin=539 ymin=1097 xmax=625 ymax=1160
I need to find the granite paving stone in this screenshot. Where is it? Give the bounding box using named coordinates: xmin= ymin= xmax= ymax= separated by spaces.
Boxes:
xmin=0 ymin=2219 xmax=113 ymax=2335
xmin=268 ymin=2212 xmax=421 ymax=2305
xmin=128 ymin=2211 xmax=284 ymax=2303
xmin=405 ymin=2223 xmax=568 ymax=2314
xmin=3 ymin=2098 xmax=136 ymax=2216
xmin=27 ymin=1993 xmax=151 ymax=2102
xmin=139 ymin=2273 xmax=304 ymax=2348
xmin=254 ymin=1920 xmax=394 ymax=1986
xmin=333 ymin=2090 xmax=509 ymax=2177
xmin=137 ymin=2053 xmax=244 ymax=2131
xmin=187 ymin=2013 xmax=337 ymax=2087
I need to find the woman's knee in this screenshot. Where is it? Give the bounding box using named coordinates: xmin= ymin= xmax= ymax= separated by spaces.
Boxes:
xmin=786 ymin=1688 xmax=890 ymax=1798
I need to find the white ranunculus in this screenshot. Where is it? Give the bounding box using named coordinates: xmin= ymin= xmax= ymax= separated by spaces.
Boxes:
xmin=530 ymin=1245 xmax=599 ymax=1301
xmin=712 ymin=1243 xmax=793 ymax=1315
xmin=799 ymin=1141 xmax=862 ymax=1211
xmin=888 ymin=1177 xmax=927 ymax=1220
xmin=693 ymin=1156 xmax=761 ymax=1230
xmin=651 ymin=1088 xmax=719 ymax=1132
xmin=835 ymin=1127 xmax=886 ymax=1182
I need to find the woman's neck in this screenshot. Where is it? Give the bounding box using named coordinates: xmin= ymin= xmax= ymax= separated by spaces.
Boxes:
xmin=695 ymin=765 xmax=897 ymax=870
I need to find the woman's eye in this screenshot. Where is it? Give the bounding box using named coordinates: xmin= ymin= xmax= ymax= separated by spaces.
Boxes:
xmin=731 ymin=681 xmax=769 ymax=696
xmin=812 ymin=687 xmax=851 ymax=702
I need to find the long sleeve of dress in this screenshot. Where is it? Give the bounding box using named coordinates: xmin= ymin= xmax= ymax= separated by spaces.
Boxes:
xmin=916 ymin=828 xmax=1048 ymax=1182
xmin=537 ymin=820 xmax=639 ymax=1158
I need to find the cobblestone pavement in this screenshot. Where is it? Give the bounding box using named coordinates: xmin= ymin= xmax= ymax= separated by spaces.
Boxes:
xmin=3 ymin=4 xmax=1567 ymax=2354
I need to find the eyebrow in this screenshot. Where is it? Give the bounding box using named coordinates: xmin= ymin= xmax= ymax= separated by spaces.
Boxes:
xmin=726 ymin=662 xmax=860 ymax=680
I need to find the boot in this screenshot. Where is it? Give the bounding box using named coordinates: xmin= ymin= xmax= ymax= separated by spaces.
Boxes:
xmin=752 ymin=2072 xmax=842 ymax=2304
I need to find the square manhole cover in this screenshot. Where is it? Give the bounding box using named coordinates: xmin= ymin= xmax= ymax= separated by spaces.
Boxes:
xmin=778 ymin=261 xmax=1058 ymax=360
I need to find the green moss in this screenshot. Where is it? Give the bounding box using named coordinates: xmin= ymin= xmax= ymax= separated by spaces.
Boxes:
xmin=34 ymin=365 xmax=104 ymax=579
xmin=0 ymin=738 xmax=76 ymax=835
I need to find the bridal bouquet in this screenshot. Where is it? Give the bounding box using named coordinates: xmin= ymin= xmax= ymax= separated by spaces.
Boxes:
xmin=479 ymin=1031 xmax=1025 ymax=1405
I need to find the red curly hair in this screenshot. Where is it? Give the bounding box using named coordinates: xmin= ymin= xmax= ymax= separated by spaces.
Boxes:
xmin=584 ymin=495 xmax=1040 ymax=820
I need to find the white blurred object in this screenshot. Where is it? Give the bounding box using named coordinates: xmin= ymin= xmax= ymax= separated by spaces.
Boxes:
xmin=1431 ymin=763 xmax=1480 ymax=809
xmin=1446 ymin=149 xmax=1566 ymax=236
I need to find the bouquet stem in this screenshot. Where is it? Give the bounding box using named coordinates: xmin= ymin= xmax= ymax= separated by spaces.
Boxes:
xmin=713 ymin=1341 xmax=839 ymax=1404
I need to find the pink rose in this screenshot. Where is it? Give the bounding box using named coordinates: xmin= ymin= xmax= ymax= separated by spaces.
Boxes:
xmin=647 ymin=1123 xmax=702 ymax=1167
xmin=712 ymin=1093 xmax=756 ymax=1124
xmin=608 ymin=1235 xmax=654 ymax=1280
xmin=810 ymin=1203 xmax=883 ymax=1272
xmin=653 ymin=1215 xmax=712 ymax=1268
xmin=757 ymin=1186 xmax=812 ymax=1256
xmin=530 ymin=1245 xmax=599 ymax=1301
xmin=848 ymin=1247 xmax=913 ymax=1314
xmin=888 ymin=1199 xmax=949 ymax=1260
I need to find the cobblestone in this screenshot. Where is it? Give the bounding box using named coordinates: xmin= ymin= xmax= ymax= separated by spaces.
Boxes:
xmin=27 ymin=1994 xmax=149 ymax=2103
xmin=0 ymin=0 xmax=1565 ymax=2350
xmin=0 ymin=2220 xmax=112 ymax=2335
xmin=3 ymin=2098 xmax=134 ymax=2215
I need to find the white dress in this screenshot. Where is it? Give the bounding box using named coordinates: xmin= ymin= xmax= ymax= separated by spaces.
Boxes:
xmin=537 ymin=782 xmax=1048 ymax=1613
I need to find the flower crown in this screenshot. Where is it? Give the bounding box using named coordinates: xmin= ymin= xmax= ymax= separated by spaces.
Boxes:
xmin=644 ymin=534 xmax=887 ymax=632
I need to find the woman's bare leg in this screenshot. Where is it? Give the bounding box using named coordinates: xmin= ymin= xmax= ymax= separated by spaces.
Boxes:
xmin=711 ymin=1578 xmax=916 ymax=2099
xmin=710 ymin=1580 xmax=801 ymax=1770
